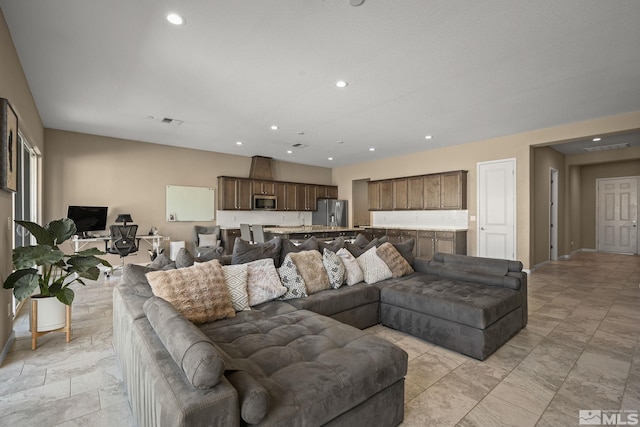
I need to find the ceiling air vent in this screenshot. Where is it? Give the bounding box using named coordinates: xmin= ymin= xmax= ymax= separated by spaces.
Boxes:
xmin=159 ymin=117 xmax=184 ymax=126
xmin=291 ymin=143 xmax=309 ymax=148
xmin=584 ymin=143 xmax=629 ymax=152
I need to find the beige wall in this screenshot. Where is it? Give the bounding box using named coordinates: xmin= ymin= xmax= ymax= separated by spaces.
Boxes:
xmin=568 ymin=165 xmax=582 ymax=252
xmin=0 ymin=8 xmax=45 ymax=357
xmin=44 ymin=130 xmax=332 ymax=264
xmin=532 ymin=146 xmax=566 ymax=266
xmin=578 ymin=159 xmax=640 ymax=250
xmin=565 ymin=145 xmax=640 ymax=251
xmin=333 ymin=112 xmax=640 ymax=269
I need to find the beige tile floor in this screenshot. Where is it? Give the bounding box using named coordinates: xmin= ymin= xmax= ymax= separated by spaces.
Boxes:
xmin=0 ymin=251 xmax=638 ymax=426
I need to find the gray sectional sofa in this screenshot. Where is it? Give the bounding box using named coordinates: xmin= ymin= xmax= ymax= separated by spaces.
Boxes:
xmin=113 ymin=237 xmax=527 ymax=427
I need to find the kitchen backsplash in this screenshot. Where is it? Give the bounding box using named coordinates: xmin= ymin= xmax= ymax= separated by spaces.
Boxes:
xmin=217 ymin=210 xmax=313 ymax=228
xmin=372 ymin=210 xmax=468 ymax=229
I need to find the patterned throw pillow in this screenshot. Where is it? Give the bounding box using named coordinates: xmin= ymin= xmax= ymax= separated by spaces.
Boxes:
xmin=246 ymin=258 xmax=287 ymax=306
xmin=222 ymin=264 xmax=250 ymax=311
xmin=336 ymin=248 xmax=364 ymax=286
xmin=277 ymin=254 xmax=308 ymax=300
xmin=289 ymin=250 xmax=330 ymax=294
xmin=376 ymin=242 xmax=414 ymax=278
xmin=357 ymin=247 xmax=393 ymax=284
xmin=146 ymin=260 xmax=235 ymax=323
xmin=323 ymin=249 xmax=345 ymax=289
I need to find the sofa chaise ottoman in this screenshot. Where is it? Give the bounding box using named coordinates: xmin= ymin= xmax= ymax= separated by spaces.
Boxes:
xmin=379 ymin=253 xmax=527 ymax=360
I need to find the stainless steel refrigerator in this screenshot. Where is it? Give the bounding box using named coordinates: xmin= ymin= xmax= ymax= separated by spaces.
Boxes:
xmin=312 ymin=199 xmax=348 ymax=227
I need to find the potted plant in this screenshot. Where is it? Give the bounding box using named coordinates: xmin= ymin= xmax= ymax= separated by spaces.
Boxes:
xmin=3 ymin=218 xmax=111 ymax=333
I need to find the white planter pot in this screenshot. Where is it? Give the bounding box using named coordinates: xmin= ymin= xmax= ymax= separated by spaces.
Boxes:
xmin=29 ymin=296 xmax=67 ymax=332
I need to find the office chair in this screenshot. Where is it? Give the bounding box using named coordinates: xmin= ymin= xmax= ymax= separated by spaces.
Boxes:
xmin=252 ymin=224 xmax=266 ymax=243
xmin=107 ymin=224 xmax=139 ymax=275
xmin=240 ymin=223 xmax=252 ymax=243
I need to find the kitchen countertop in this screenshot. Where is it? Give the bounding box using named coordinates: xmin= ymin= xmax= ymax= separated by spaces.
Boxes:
xmin=264 ymin=226 xmax=362 ymax=234
xmin=364 ymin=226 xmax=468 ymax=231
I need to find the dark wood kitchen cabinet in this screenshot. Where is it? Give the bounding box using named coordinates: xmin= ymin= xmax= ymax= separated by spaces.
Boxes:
xmin=218 ymin=177 xmax=252 ymax=210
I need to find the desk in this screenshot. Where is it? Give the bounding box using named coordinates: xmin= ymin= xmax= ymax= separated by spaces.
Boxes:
xmin=71 ymin=235 xmax=169 ymax=254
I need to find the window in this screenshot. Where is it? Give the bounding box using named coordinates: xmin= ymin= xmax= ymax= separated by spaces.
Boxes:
xmin=11 ymin=133 xmax=40 ymax=315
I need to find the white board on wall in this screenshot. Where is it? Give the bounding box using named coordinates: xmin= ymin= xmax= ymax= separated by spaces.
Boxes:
xmin=166 ymin=185 xmax=215 ymax=221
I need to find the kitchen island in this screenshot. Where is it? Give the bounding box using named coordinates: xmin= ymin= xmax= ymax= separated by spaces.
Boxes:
xmin=263 ymin=226 xmax=362 ymax=242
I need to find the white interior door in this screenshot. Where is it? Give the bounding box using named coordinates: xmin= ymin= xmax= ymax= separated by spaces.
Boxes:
xmin=478 ymin=159 xmax=516 ymax=260
xmin=597 ymin=177 xmax=638 ymax=254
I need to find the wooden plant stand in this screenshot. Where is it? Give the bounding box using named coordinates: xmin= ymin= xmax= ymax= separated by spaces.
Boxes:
xmin=30 ymin=299 xmax=72 ymax=350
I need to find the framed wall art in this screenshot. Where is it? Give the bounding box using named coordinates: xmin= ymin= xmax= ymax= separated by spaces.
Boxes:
xmin=1 ymin=98 xmax=18 ymax=192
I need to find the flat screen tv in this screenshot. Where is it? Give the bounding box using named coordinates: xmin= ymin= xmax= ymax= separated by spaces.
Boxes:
xmin=67 ymin=206 xmax=108 ymax=236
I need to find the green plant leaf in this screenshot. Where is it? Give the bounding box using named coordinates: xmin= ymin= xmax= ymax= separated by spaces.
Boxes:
xmin=56 ymin=287 xmax=74 ymax=305
xmin=68 ymin=254 xmax=112 ymax=269
xmin=2 ymin=269 xmax=40 ymax=302
xmin=48 ymin=280 xmax=63 ymax=295
xmin=70 ymin=264 xmax=101 ymax=281
xmin=15 ymin=220 xmax=53 ymax=245
xmin=75 ymin=247 xmax=105 ymax=256
xmin=13 ymin=245 xmax=64 ymax=269
xmin=45 ymin=218 xmax=76 ymax=245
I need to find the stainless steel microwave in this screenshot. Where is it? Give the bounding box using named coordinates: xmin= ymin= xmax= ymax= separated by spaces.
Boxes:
xmin=253 ymin=195 xmax=277 ymax=210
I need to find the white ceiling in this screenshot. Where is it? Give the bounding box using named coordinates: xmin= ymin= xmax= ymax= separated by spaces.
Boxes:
xmin=2 ymin=0 xmax=640 ymax=168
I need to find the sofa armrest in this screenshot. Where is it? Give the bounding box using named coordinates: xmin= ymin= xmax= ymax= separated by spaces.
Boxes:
xmin=113 ymin=289 xmax=239 ymax=427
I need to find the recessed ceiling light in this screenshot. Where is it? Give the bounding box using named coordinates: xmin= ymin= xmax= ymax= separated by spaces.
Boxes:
xmin=270 ymin=125 xmax=279 ymax=130
xmin=236 ymin=141 xmax=243 ymax=145
xmin=369 ymin=147 xmax=375 ymax=152
xmin=593 ymin=137 xmax=602 ymax=142
xmin=287 ymin=150 xmax=293 ymax=154
xmin=337 ymin=140 xmax=344 ymax=144
xmin=328 ymin=157 xmax=333 ymax=161
xmin=335 ymin=80 xmax=348 ymax=88
xmin=425 ymin=135 xmax=433 ymax=140
xmin=167 ymin=13 xmax=185 ymax=26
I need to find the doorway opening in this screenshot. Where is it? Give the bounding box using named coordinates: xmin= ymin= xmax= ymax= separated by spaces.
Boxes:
xmin=352 ymin=179 xmax=370 ymax=227
xmin=549 ymin=168 xmax=558 ymax=261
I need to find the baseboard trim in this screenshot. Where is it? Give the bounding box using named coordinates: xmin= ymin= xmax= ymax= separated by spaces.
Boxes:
xmin=0 ymin=330 xmax=15 ymax=366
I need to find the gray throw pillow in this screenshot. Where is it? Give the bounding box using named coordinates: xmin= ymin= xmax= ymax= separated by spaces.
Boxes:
xmin=122 ymin=264 xmax=156 ymax=297
xmin=280 ymin=237 xmax=318 ymax=265
xmin=393 ymin=238 xmax=415 ymax=266
xmin=317 ymin=236 xmax=345 ymax=254
xmin=232 ymin=237 xmax=282 ymax=266
xmin=149 ymin=253 xmax=173 ymax=269
xmin=353 ymin=233 xmax=371 ymax=248
xmin=175 ymin=247 xmax=222 ymax=269
xmin=345 ymin=237 xmax=382 ymax=257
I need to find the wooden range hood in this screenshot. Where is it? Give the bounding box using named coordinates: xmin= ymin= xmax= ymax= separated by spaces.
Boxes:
xmin=249 ymin=155 xmax=273 ymax=181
